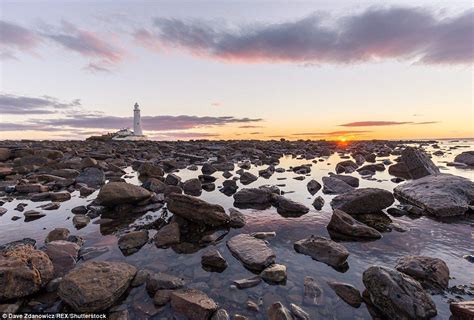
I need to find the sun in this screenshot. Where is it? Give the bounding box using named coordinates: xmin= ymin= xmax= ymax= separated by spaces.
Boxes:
xmin=339 ymin=137 xmax=347 ymax=142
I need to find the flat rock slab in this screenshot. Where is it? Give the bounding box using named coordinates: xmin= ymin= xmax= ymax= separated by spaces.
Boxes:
xmin=97 ymin=182 xmax=151 ymax=206
xmin=330 ymin=188 xmax=394 ymax=214
xmin=171 ymin=289 xmax=218 ymax=320
xmin=363 ymin=265 xmax=437 ymax=320
xmin=394 ymin=173 xmax=474 ymax=217
xmin=167 ymin=193 xmax=229 ymax=227
xmin=227 ymin=234 xmax=275 ymax=271
xmin=58 ymin=261 xmax=137 ymax=312
xmin=294 ymin=235 xmax=349 ymax=269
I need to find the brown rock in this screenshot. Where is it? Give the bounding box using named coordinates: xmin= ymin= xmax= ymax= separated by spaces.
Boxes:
xmin=58 ymin=261 xmax=137 ymax=312
xmin=97 ymin=182 xmax=151 ymax=206
xmin=171 ymin=289 xmax=218 ymax=320
xmin=327 ymin=281 xmax=362 ymax=308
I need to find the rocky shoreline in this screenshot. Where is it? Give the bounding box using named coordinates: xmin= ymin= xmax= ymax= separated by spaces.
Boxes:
xmin=0 ymin=139 xmax=473 ymax=319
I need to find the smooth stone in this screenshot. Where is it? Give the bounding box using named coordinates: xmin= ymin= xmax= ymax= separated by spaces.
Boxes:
xmin=167 ymin=193 xmax=229 ymax=227
xmin=72 ymin=214 xmax=90 ymax=229
xmin=227 ymin=234 xmax=276 ymax=271
xmin=294 ymin=235 xmax=349 ymax=269
xmin=45 ymin=228 xmax=70 ymax=243
xmin=75 ymin=167 xmax=105 ymax=188
xmin=201 ymin=249 xmax=228 ymax=271
xmin=97 ymin=182 xmax=151 ymax=206
xmin=118 ymin=231 xmax=148 ymax=254
xmin=260 ymin=264 xmax=287 ymax=283
xmin=322 ymin=176 xmax=354 ymax=194
xmin=327 ymin=281 xmax=362 ymax=308
xmin=211 ymin=309 xmax=230 ymax=320
xmin=229 ymin=208 xmax=246 ymax=228
xmin=154 ymin=222 xmax=180 ymax=248
xmin=273 ymin=195 xmax=309 ymax=216
xmin=306 ymin=179 xmax=321 ymax=195
xmin=312 ymin=196 xmax=325 ymax=210
xmin=454 ymin=151 xmax=474 ymax=166
xmin=153 ymin=289 xmax=172 ymax=306
xmin=233 ymin=276 xmax=261 ymax=289
xmin=146 ymin=272 xmax=185 ymax=294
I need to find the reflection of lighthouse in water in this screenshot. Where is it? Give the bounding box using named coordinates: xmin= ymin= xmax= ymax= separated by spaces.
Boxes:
xmin=133 ymin=102 xmax=143 ymax=136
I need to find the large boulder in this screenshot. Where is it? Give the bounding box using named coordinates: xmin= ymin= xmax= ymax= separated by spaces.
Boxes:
xmin=273 ymin=195 xmax=309 ymax=216
xmin=167 ymin=193 xmax=229 ymax=227
xmin=233 ymin=187 xmax=274 ymax=207
xmin=58 ymin=261 xmax=137 ymax=312
xmin=395 ymin=256 xmax=449 ymax=292
xmin=294 ymin=235 xmax=349 ymax=269
xmin=394 ymin=173 xmax=474 ymax=217
xmin=0 ymin=243 xmax=54 ymax=301
xmin=331 ymin=188 xmax=394 ymax=214
xmin=97 ymin=182 xmax=151 ymax=206
xmin=75 ymin=167 xmax=105 ymax=188
xmin=363 ymin=266 xmax=437 ymax=320
xmin=322 ymin=176 xmax=354 ymax=194
xmin=401 ymin=147 xmax=440 ymax=179
xmin=138 ymin=162 xmax=164 ymax=178
xmin=327 ymin=209 xmax=382 ymax=240
xmin=227 ymin=234 xmax=275 ymax=271
xmin=170 ymin=289 xmax=218 ymax=320
xmin=454 ymin=151 xmax=474 ymax=166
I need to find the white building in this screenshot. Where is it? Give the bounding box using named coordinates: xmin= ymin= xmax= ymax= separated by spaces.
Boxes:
xmin=112 ymin=102 xmax=147 ymax=141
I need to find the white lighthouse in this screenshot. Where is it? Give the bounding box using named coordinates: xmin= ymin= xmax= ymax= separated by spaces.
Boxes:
xmin=133 ymin=102 xmax=143 ymax=136
xmin=111 ymin=102 xmax=147 ymax=141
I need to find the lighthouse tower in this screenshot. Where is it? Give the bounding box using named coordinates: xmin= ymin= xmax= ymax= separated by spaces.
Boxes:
xmin=133 ymin=102 xmax=143 ymax=136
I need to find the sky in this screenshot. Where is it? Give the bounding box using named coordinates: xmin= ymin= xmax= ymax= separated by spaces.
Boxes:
xmin=0 ymin=0 xmax=473 ymax=141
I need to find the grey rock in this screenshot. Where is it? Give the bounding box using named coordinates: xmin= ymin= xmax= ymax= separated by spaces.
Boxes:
xmin=227 ymin=234 xmax=275 ymax=271
xmin=322 ymin=176 xmax=354 ymax=194
xmin=394 ymin=173 xmax=474 ymax=217
xmin=167 ymin=193 xmax=229 ymax=226
xmin=363 ymin=265 xmax=437 ymax=320
xmin=330 ymin=188 xmax=394 ymax=214
xmin=294 ymin=235 xmax=349 ymax=269
xmin=395 ymin=255 xmax=450 ymax=292
xmin=401 ymin=147 xmax=440 ymax=179
xmin=327 ymin=209 xmax=382 ymax=240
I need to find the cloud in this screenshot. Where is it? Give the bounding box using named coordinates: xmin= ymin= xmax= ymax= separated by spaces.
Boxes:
xmin=340 ymin=121 xmax=412 ymax=127
xmin=135 ymin=7 xmax=473 ymax=65
xmin=339 ymin=121 xmax=439 ymax=127
xmin=0 ymin=94 xmax=81 ymax=114
xmin=239 ymin=125 xmax=264 ymax=128
xmin=211 ymin=102 xmax=222 ymax=107
xmin=150 ymin=131 xmax=220 ymax=140
xmin=43 ymin=21 xmax=124 ymax=63
xmin=37 ymin=114 xmax=262 ymax=131
xmin=0 ymin=20 xmax=41 ymax=59
xmin=293 ymin=130 xmax=372 ymax=136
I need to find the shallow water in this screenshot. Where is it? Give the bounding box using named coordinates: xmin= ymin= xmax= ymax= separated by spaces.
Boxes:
xmin=1 ymin=140 xmax=473 ymax=319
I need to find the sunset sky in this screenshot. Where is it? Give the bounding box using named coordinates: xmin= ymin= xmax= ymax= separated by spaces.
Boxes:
xmin=1 ymin=0 xmax=473 ymax=141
